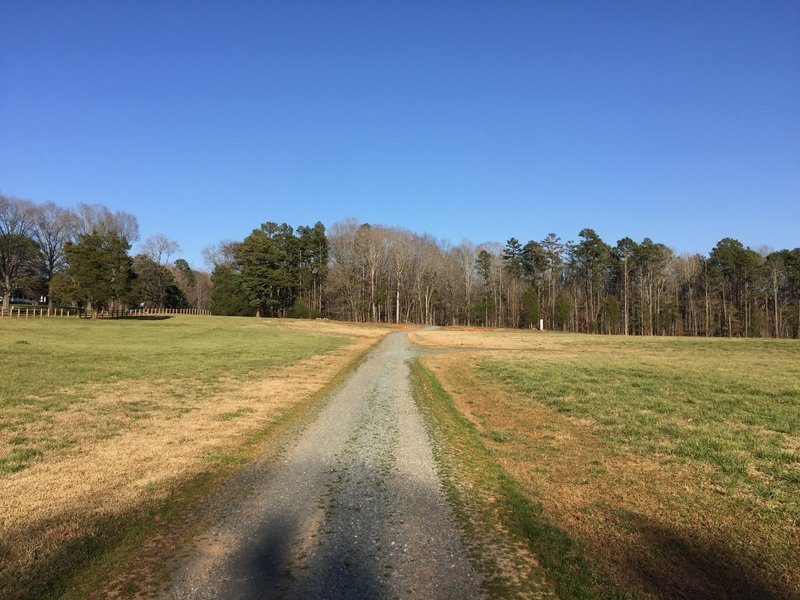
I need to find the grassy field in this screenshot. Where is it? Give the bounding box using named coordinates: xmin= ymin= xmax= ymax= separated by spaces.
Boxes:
xmin=411 ymin=329 xmax=800 ymax=599
xmin=0 ymin=315 xmax=390 ymax=599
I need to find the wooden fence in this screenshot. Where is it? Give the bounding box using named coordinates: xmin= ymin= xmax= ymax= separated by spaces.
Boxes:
xmin=126 ymin=308 xmax=211 ymax=317
xmin=0 ymin=307 xmax=211 ymax=319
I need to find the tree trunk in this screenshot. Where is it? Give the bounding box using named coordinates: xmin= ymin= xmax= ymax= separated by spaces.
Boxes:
xmin=773 ymin=276 xmax=780 ymax=338
xmin=623 ymin=264 xmax=629 ymax=335
xmin=396 ymin=283 xmax=401 ymax=324
xmin=704 ymin=270 xmax=710 ymax=337
xmin=370 ymin=270 xmax=377 ymax=322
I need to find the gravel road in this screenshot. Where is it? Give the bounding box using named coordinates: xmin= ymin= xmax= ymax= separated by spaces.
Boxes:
xmin=168 ymin=331 xmax=483 ymax=599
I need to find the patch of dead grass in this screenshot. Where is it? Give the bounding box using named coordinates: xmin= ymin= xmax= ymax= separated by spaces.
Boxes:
xmin=410 ymin=327 xmax=549 ymax=351
xmin=251 ymin=317 xmax=413 ymax=338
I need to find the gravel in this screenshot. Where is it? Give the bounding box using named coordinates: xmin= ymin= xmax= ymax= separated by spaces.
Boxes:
xmin=168 ymin=331 xmax=483 ymax=599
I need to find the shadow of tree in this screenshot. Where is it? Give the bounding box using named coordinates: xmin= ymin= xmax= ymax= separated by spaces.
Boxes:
xmin=115 ymin=315 xmax=173 ymax=321
xmin=614 ymin=509 xmax=792 ymax=599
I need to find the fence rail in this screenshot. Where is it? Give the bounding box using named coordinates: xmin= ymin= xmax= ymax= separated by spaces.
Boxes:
xmin=0 ymin=307 xmax=211 ymax=319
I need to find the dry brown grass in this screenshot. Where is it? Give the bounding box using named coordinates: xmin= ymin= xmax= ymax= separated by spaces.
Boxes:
xmin=416 ymin=328 xmax=800 ymax=599
xmin=0 ymin=318 xmax=390 ymax=597
xmin=409 ymin=327 xmax=550 ymax=351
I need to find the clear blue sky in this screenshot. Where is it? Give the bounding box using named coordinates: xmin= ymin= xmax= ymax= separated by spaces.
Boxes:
xmin=2 ymin=1 xmax=798 ymax=269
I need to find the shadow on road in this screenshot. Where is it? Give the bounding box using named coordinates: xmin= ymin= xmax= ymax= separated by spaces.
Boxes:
xmin=203 ymin=489 xmax=389 ymax=599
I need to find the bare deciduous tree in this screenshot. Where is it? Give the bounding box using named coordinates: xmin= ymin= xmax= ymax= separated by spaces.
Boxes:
xmin=31 ymin=203 xmax=79 ymax=307
xmin=0 ymin=195 xmax=37 ymax=310
xmin=141 ymin=234 xmax=180 ymax=266
xmin=74 ymin=203 xmax=140 ymax=241
xmin=202 ymin=240 xmax=240 ymax=269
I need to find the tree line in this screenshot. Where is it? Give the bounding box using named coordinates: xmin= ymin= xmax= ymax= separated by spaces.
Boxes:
xmin=4 ymin=193 xmax=798 ymax=337
xmin=0 ymin=195 xmax=209 ymax=313
xmin=207 ymin=218 xmax=799 ymax=338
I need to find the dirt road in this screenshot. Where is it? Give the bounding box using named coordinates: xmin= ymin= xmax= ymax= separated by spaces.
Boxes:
xmin=169 ymin=331 xmax=483 ymax=599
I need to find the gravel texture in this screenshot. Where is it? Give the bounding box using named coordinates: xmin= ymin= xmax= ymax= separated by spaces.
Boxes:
xmin=168 ymin=331 xmax=483 ymax=599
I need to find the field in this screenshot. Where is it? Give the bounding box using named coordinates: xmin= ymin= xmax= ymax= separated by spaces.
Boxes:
xmin=4 ymin=319 xmax=798 ymax=599
xmin=411 ymin=328 xmax=800 ymax=599
xmin=0 ymin=315 xmax=390 ymax=599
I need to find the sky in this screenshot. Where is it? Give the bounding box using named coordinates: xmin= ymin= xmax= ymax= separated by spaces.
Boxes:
xmin=1 ymin=1 xmax=798 ymax=269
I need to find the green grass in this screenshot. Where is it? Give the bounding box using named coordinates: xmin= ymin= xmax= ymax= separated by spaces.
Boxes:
xmin=0 ymin=316 xmax=348 ymax=462
xmin=482 ymin=430 xmax=515 ymax=443
xmin=1 ymin=315 xmax=346 ymax=403
xmin=215 ymin=407 xmax=257 ymax=421
xmin=419 ymin=332 xmax=799 ymax=598
xmin=0 ymin=315 xmax=377 ymax=600
xmin=0 ymin=446 xmax=43 ymax=473
xmin=478 ymin=337 xmax=800 ymax=521
xmin=411 ymin=359 xmax=628 ymax=599
xmin=48 ymin=327 xmax=379 ymax=600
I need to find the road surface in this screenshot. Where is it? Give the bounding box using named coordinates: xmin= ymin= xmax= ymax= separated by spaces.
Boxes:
xmin=168 ymin=331 xmax=483 ymax=599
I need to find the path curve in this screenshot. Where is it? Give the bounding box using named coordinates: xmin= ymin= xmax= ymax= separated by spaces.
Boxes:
xmin=168 ymin=331 xmax=483 ymax=599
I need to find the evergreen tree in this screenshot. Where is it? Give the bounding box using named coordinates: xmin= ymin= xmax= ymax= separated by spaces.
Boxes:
xmin=575 ymin=228 xmax=611 ymax=332
xmin=237 ymin=222 xmax=298 ymax=316
xmin=297 ymin=222 xmax=329 ymax=312
xmin=210 ymin=265 xmax=253 ymax=316
xmin=554 ymin=293 xmax=571 ymax=330
xmin=709 ymin=238 xmax=764 ymax=336
xmin=600 ymin=295 xmax=621 ymax=334
xmin=64 ymin=231 xmax=134 ymax=312
xmin=522 ymin=285 xmax=540 ymax=327
xmin=475 ymin=249 xmax=494 ymax=326
xmin=612 ymin=237 xmax=638 ymax=335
